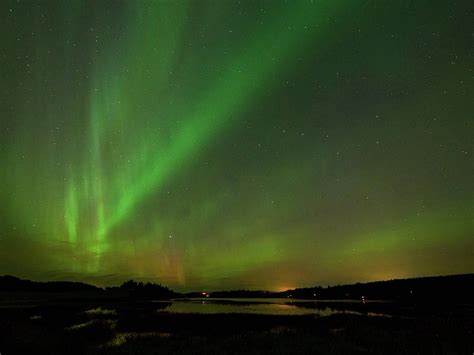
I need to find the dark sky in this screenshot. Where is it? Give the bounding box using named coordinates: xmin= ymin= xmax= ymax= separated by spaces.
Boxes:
xmin=0 ymin=0 xmax=473 ymax=291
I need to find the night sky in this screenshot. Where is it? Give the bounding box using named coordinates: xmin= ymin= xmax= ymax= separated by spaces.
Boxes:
xmin=0 ymin=0 xmax=473 ymax=291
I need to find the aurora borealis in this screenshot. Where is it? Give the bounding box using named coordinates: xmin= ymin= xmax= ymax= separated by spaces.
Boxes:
xmin=0 ymin=0 xmax=472 ymax=291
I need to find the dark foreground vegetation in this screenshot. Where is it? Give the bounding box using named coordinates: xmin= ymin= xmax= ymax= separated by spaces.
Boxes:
xmin=1 ymin=274 xmax=472 ymax=354
xmin=0 ymin=300 xmax=472 ymax=355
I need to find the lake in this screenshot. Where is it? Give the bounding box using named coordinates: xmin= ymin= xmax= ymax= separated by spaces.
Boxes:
xmin=0 ymin=296 xmax=392 ymax=317
xmin=155 ymin=298 xmax=388 ymax=316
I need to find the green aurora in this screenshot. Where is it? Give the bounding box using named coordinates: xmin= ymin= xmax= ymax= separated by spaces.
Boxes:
xmin=0 ymin=0 xmax=473 ymax=291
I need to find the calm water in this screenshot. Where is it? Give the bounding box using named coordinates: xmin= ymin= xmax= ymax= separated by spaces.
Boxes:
xmin=0 ymin=297 xmax=390 ymax=316
xmin=156 ymin=298 xmax=379 ymax=316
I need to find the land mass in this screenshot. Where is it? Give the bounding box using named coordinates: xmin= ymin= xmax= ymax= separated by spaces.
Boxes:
xmin=2 ymin=273 xmax=473 ymax=302
xmin=1 ymin=273 xmax=473 ymax=354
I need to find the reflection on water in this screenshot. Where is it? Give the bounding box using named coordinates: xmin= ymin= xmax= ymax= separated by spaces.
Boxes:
xmin=0 ymin=297 xmax=390 ymax=317
xmin=156 ymin=298 xmax=375 ymax=316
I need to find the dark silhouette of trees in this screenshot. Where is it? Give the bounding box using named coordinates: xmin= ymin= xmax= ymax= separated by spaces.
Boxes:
xmin=0 ymin=275 xmax=178 ymax=300
xmin=184 ymin=274 xmax=474 ymax=304
xmin=0 ymin=275 xmax=99 ymax=292
xmin=280 ymin=274 xmax=474 ymax=303
xmin=120 ymin=279 xmax=177 ymax=299
xmin=2 ymin=273 xmax=472 ymax=303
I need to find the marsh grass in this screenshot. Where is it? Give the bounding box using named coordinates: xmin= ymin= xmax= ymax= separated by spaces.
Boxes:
xmin=0 ymin=302 xmax=472 ymax=354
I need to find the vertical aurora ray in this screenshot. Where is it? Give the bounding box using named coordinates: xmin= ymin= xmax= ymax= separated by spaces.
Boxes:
xmin=70 ymin=1 xmax=349 ymax=265
xmin=64 ymin=179 xmax=78 ymax=244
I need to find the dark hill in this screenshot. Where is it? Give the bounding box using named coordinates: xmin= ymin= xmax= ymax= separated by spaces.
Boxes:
xmin=281 ymin=274 xmax=474 ymax=302
xmin=187 ymin=274 xmax=474 ymax=303
xmin=0 ymin=275 xmax=100 ymax=292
